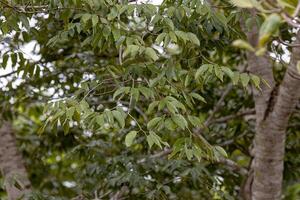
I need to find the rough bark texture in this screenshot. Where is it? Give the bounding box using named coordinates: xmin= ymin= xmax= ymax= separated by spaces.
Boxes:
xmin=0 ymin=121 xmax=31 ymax=200
xmin=244 ymin=25 xmax=300 ymax=199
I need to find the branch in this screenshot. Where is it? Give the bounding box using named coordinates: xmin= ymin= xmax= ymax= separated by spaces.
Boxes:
xmin=278 ymin=37 xmax=300 ymax=47
xmin=270 ymin=30 xmax=300 ymax=129
xmin=137 ymin=148 xmax=248 ymax=176
xmin=293 ymin=1 xmax=300 ymax=18
xmin=218 ymin=131 xmax=249 ymax=147
xmin=243 ymin=10 xmax=276 ymax=123
xmin=209 ymin=109 xmax=255 ymax=125
xmin=204 ymin=84 xmax=233 ymax=126
xmin=0 ymin=70 xmax=17 ymax=78
xmin=281 ymin=13 xmax=300 ymax=28
xmin=218 ymin=157 xmax=248 ymax=176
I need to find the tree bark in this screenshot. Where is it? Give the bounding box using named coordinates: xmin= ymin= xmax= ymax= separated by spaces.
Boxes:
xmin=0 ymin=121 xmax=31 ymax=200
xmin=243 ymin=23 xmax=300 ymax=199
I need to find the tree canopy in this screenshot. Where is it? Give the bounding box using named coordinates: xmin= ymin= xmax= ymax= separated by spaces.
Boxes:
xmin=0 ymin=0 xmax=300 ymax=199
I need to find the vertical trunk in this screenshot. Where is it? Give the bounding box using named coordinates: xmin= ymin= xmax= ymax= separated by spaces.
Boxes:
xmin=0 ymin=121 xmax=31 ymax=200
xmin=251 ymin=31 xmax=300 ymax=200
xmin=243 ymin=27 xmax=300 ymax=199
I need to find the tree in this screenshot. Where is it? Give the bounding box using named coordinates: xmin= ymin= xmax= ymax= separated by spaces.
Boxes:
xmin=0 ymin=0 xmax=300 ymax=199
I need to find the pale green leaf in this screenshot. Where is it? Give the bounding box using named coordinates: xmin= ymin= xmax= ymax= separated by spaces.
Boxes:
xmin=214 ymin=66 xmax=224 ymax=81
xmin=92 ymin=15 xmax=99 ymax=27
xmin=187 ymin=32 xmax=200 ymax=46
xmin=147 ymin=117 xmax=162 ymax=130
xmin=230 ymin=0 xmax=254 ymax=8
xmin=195 ymin=64 xmax=212 ymax=79
xmin=187 ymin=115 xmax=202 ymax=127
xmin=125 ymin=131 xmax=138 ymax=147
xmin=112 ymin=110 xmax=125 ymax=128
xmin=259 ymin=14 xmax=282 ymax=47
xmin=240 ymin=73 xmax=250 ymax=87
xmin=172 ymin=114 xmax=188 ymax=129
xmin=190 ymin=93 xmax=206 ymax=103
xmin=147 ymin=101 xmax=159 ymax=114
xmin=250 ymin=74 xmax=261 ymax=89
xmin=145 ymin=47 xmax=159 ymax=61
xmin=214 ymin=146 xmax=228 ymax=157
xmin=156 ymin=33 xmax=167 ymax=44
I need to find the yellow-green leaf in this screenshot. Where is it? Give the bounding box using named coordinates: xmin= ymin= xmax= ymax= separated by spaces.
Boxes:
xmin=230 ymin=0 xmax=254 ymax=8
xmin=232 ymin=39 xmax=255 ymax=51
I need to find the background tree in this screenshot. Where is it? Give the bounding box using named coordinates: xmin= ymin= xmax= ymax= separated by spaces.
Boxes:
xmin=0 ymin=0 xmax=300 ymax=199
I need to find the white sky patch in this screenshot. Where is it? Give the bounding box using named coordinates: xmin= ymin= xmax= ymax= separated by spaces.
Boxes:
xmin=62 ymin=181 xmax=77 ymax=188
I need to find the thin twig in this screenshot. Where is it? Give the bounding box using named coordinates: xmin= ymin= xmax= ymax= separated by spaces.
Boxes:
xmin=209 ymin=109 xmax=255 ymax=125
xmin=204 ymin=84 xmax=233 ymax=126
xmin=0 ymin=70 xmax=17 ymax=78
xmin=293 ymin=1 xmax=300 ymax=18
xmin=137 ymin=148 xmax=248 ymax=175
xmin=278 ymin=37 xmax=300 ymax=47
xmin=281 ymin=13 xmax=300 ymax=28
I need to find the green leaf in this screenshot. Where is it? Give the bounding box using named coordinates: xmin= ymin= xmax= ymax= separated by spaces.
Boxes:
xmin=166 ymin=97 xmax=186 ymax=112
xmin=193 ymin=145 xmax=202 ymax=162
xmin=195 ymin=64 xmax=212 ymax=79
xmin=91 ymin=15 xmax=99 ymax=27
xmin=147 ymin=101 xmax=159 ymax=114
xmin=112 ymin=110 xmax=125 ymax=128
xmin=175 ymin=31 xmax=189 ymax=43
xmin=123 ymin=45 xmax=139 ymax=58
xmin=81 ymin=13 xmax=91 ymax=24
xmin=130 ymin=87 xmax=140 ymax=102
xmin=230 ymin=0 xmax=254 ymax=8
xmin=139 ymin=87 xmax=154 ymax=99
xmin=2 ymin=54 xmax=9 ymax=69
xmin=144 ymin=47 xmax=159 ymax=61
xmin=214 ymin=66 xmax=224 ymax=81
xmin=146 ymin=134 xmax=155 ymax=148
xmin=169 ymin=31 xmax=177 ymax=42
xmin=232 ymin=72 xmax=240 ymax=85
xmin=232 ymin=39 xmax=255 ymax=51
xmin=190 ymin=93 xmax=206 ymax=103
xmin=250 ymin=74 xmax=261 ymax=89
xmin=147 ymin=131 xmax=168 ymax=149
xmin=240 ymin=73 xmax=250 ymax=87
xmin=187 ymin=32 xmax=200 ymax=46
xmin=221 ymin=67 xmax=234 ymax=79
xmin=156 ymin=33 xmax=167 ymax=44
xmin=185 ymin=146 xmax=193 ymax=160
xmin=96 ymin=115 xmax=105 ymax=126
xmin=66 ymin=107 xmax=75 ymax=120
xmin=187 ymin=115 xmax=202 ymax=127
xmin=125 ymin=131 xmax=138 ymax=147
xmin=63 ymin=121 xmax=70 ymax=134
xmin=164 ymin=18 xmax=174 ymax=30
xmin=147 ymin=117 xmax=162 ymax=130
xmin=166 ymin=102 xmax=178 ymax=114
xmin=259 ymin=14 xmax=282 ymax=47
xmin=113 ymin=87 xmax=130 ymax=100
xmin=172 ymin=114 xmax=188 ymax=129
xmin=214 ymin=146 xmax=228 ymax=157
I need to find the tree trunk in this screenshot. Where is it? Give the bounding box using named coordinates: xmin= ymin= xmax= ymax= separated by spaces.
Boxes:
xmin=0 ymin=121 xmax=31 ymax=200
xmin=243 ymin=25 xmax=300 ymax=199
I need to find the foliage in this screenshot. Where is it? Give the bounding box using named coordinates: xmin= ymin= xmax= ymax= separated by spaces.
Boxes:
xmin=0 ymin=0 xmax=300 ymax=199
